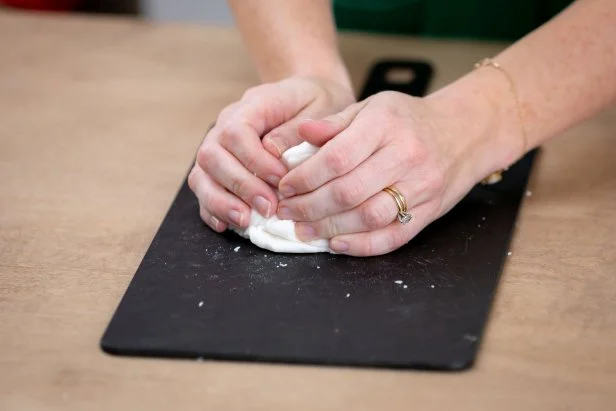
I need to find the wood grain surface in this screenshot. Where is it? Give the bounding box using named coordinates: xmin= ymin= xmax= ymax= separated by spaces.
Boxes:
xmin=0 ymin=9 xmax=614 ymax=411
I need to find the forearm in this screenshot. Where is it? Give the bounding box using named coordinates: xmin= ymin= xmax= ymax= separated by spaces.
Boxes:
xmin=431 ymin=0 xmax=616 ymax=177
xmin=228 ymin=0 xmax=351 ymax=88
xmin=497 ymin=0 xmax=616 ymax=149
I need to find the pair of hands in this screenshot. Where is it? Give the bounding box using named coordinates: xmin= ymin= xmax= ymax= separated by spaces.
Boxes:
xmin=188 ymin=76 xmax=486 ymax=256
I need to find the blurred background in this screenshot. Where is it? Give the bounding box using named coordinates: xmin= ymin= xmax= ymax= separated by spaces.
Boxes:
xmin=0 ymin=0 xmax=570 ymax=41
xmin=0 ymin=0 xmax=235 ymax=25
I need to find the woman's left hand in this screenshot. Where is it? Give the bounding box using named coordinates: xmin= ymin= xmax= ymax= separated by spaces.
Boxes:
xmin=275 ymin=87 xmax=522 ymax=256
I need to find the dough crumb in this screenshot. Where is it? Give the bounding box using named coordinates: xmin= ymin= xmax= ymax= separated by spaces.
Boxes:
xmin=279 ymin=263 xmax=287 ymax=267
xmin=394 ymin=280 xmax=403 ymax=285
xmin=464 ymin=334 xmax=478 ymax=342
xmin=482 ymin=216 xmax=486 ymax=221
xmin=403 ymin=285 xmax=408 ymax=289
xmin=317 ymin=266 xmax=320 ymax=269
xmin=526 ymin=190 xmax=532 ymax=197
xmin=346 ymin=293 xmax=350 ymax=298
xmin=507 ymin=251 xmax=512 ymax=256
xmin=233 ymin=246 xmax=240 ymax=252
xmin=198 ymin=301 xmax=204 ymax=307
xmin=430 ymin=285 xmax=435 ymax=288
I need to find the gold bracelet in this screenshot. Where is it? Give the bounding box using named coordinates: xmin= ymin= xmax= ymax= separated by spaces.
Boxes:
xmin=474 ymin=57 xmax=528 ymax=185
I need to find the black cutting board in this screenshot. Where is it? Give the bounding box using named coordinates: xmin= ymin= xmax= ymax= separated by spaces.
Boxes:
xmin=101 ymin=60 xmax=537 ymax=370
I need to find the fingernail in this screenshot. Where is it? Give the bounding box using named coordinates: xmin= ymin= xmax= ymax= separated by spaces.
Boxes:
xmin=296 ymin=223 xmax=316 ymax=241
xmin=263 ymin=137 xmax=282 ymax=158
xmin=253 ymin=196 xmax=272 ymax=217
xmin=210 ymin=215 xmax=221 ymax=230
xmin=278 ymin=206 xmax=292 ymax=220
xmin=279 ymin=185 xmax=295 ymax=198
xmin=228 ymin=210 xmax=243 ymax=226
xmin=265 ymin=174 xmax=280 ymax=187
xmin=330 ymin=239 xmax=348 ymax=252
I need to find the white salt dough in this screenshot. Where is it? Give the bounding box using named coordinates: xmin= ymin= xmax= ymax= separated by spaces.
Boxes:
xmin=232 ymin=142 xmax=331 ymax=253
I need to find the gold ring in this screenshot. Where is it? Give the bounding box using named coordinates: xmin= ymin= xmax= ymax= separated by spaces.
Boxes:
xmin=383 ymin=186 xmax=412 ymax=224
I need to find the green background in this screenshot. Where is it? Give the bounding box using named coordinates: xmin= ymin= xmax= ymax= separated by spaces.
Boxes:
xmin=333 ymin=0 xmax=573 ymax=40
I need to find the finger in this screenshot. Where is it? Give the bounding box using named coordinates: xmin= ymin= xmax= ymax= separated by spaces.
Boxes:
xmin=197 ymin=144 xmax=278 ymax=219
xmin=295 ymin=190 xmax=397 ymax=241
xmin=261 ymin=117 xmax=307 ymax=159
xmin=237 ymin=79 xmax=323 ymax=138
xmin=188 ymin=166 xmax=250 ymax=230
xmin=218 ymin=122 xmax=287 ymax=187
xmin=295 ymin=180 xmax=432 ymax=241
xmin=297 ymin=117 xmax=347 ymax=147
xmin=198 ymin=205 xmax=228 ymax=233
xmin=278 ymin=101 xmax=379 ymax=198
xmin=262 ymin=117 xmax=344 ymax=158
xmin=278 ymin=146 xmax=407 ymax=222
xmin=328 ymin=201 xmax=435 ymax=256
xmin=189 ymin=166 xmax=225 ymax=231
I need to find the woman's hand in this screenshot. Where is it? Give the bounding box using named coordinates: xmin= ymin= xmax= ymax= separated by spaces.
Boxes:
xmin=188 ymin=76 xmax=355 ymax=232
xmin=276 ymin=85 xmax=523 ymax=256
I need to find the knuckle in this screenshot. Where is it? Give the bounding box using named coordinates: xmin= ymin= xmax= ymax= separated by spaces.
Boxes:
xmin=391 ymin=142 xmax=411 ymax=164
xmin=187 ymin=166 xmax=199 ymax=191
xmin=360 ymin=202 xmax=393 ymax=229
xmin=196 ymin=145 xmax=217 ymax=171
xmin=378 ymin=90 xmax=398 ymax=100
xmin=241 ymin=86 xmax=262 ymax=100
xmin=431 ymin=197 xmax=446 ymax=219
xmin=322 ymin=218 xmax=339 ymax=238
xmin=199 ymin=207 xmax=210 ymax=223
xmin=294 ymin=201 xmax=314 ymax=221
xmin=217 ymin=103 xmax=237 ymax=123
xmin=295 ymin=172 xmax=316 ymax=192
xmin=229 ymin=175 xmax=249 ymax=200
xmin=219 ymin=125 xmax=240 ymax=146
xmin=386 ymin=229 xmax=408 ymax=252
xmin=324 ymin=146 xmax=351 ymax=175
xmin=373 ymin=91 xmax=401 ymax=108
xmin=407 ymin=140 xmax=430 ymax=165
xmin=333 ymin=179 xmax=364 ymax=207
xmin=242 ymin=151 xmax=259 ymax=172
xmin=359 ymin=237 xmax=374 ymax=257
xmin=426 ymin=168 xmax=446 ymax=195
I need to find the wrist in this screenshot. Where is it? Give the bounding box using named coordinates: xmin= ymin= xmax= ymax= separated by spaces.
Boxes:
xmin=287 ymin=59 xmax=352 ymax=92
xmin=427 ymin=67 xmax=525 ymax=183
xmin=258 ymin=48 xmax=352 ymax=92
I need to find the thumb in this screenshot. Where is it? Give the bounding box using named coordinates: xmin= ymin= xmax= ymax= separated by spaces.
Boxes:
xmin=297 ymin=101 xmax=368 ymax=147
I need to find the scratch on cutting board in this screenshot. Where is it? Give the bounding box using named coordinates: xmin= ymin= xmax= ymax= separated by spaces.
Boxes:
xmin=463 ymin=234 xmax=473 ymax=255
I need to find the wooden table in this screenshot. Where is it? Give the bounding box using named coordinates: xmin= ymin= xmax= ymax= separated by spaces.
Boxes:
xmin=1 ymin=9 xmax=615 ymax=411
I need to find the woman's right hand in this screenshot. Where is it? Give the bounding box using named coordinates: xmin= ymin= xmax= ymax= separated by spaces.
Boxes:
xmin=188 ymin=76 xmax=355 ymax=233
